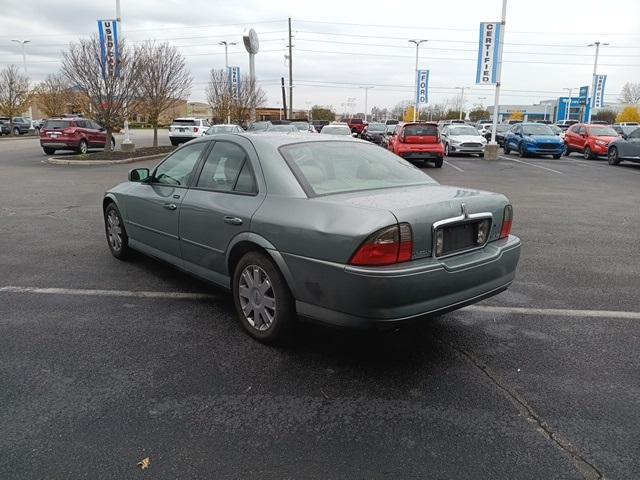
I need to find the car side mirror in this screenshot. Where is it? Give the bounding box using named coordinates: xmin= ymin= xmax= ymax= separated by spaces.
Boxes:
xmin=622 ymin=134 xmax=628 ymax=140
xmin=99 ymin=127 xmax=105 ymax=132
xmin=128 ymin=168 xmax=149 ymax=182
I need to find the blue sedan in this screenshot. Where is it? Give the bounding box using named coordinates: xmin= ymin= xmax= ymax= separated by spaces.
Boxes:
xmin=503 ymin=123 xmax=565 ymax=158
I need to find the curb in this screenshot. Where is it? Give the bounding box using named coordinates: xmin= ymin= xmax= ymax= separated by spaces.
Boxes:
xmin=46 ymin=153 xmax=167 ymax=166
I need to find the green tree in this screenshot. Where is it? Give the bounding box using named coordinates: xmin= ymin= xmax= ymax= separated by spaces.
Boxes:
xmin=468 ymin=107 xmax=490 ymax=122
xmin=445 ymin=110 xmax=462 ymax=120
xmin=310 ymin=105 xmax=335 ymax=121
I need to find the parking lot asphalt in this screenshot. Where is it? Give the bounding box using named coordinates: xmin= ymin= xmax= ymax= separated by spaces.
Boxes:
xmin=1 ymin=137 xmax=639 ymax=479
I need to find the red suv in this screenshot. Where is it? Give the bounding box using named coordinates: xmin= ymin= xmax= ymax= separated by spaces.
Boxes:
xmin=40 ymin=118 xmax=115 ymax=155
xmin=564 ymin=123 xmax=619 ymax=159
xmin=386 ymin=122 xmax=444 ymax=168
xmin=346 ymin=118 xmax=367 ymax=136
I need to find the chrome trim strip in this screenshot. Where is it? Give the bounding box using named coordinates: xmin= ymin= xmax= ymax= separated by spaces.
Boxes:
xmin=432 ymin=211 xmax=493 ymax=259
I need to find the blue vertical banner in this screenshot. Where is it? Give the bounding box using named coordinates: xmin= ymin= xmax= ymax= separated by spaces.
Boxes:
xmin=415 ymin=69 xmax=429 ymax=105
xmin=590 ymin=74 xmax=607 ymax=108
xmin=97 ymin=19 xmax=120 ymax=79
xmin=476 ymin=22 xmax=501 ymax=84
xmin=578 ymin=85 xmax=589 ymax=105
xmin=228 ymin=66 xmax=241 ymax=99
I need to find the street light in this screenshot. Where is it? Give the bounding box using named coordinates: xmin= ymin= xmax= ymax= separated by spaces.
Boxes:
xmin=408 ymin=39 xmax=427 ymax=122
xmin=219 ymin=41 xmax=238 ymax=124
xmin=11 ymin=39 xmax=32 ymax=120
xmin=585 ymin=41 xmax=609 ymax=124
xmin=359 ymin=86 xmax=374 ymax=122
xmin=563 ymin=87 xmax=574 ymax=122
xmin=455 ymin=87 xmax=467 ymax=120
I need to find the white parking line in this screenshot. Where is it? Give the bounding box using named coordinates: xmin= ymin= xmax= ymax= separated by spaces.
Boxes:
xmin=444 ymin=160 xmax=464 ymax=172
xmin=499 ymin=156 xmax=564 ymax=175
xmin=2 ymin=285 xmax=639 ymax=320
xmin=464 ymin=305 xmax=640 ymax=320
xmin=0 ymin=286 xmax=217 ymax=300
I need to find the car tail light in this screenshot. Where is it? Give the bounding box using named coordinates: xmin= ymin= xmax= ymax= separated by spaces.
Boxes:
xmin=500 ymin=205 xmax=513 ymax=239
xmin=350 ymin=223 xmax=413 ymax=266
xmin=193 ymin=127 xmax=199 ymax=133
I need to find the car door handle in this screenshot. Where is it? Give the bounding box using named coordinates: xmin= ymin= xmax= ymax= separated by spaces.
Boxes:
xmin=224 ymin=216 xmax=243 ymax=225
xmin=163 ymin=203 xmax=177 ymax=210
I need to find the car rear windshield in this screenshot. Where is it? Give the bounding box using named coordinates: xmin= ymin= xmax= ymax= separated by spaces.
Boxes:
xmin=321 ymin=126 xmax=350 ymax=135
xmin=367 ymin=123 xmax=386 ymax=132
xmin=280 ymin=141 xmax=436 ymax=196
xmin=350 ymin=119 xmax=363 ymax=124
xmin=292 ymin=122 xmax=310 ymax=131
xmin=404 ymin=124 xmax=438 ymax=136
xmin=44 ymin=120 xmax=71 ymax=130
xmin=172 ymin=119 xmax=197 ymax=125
xmin=207 ymin=125 xmax=237 ymax=134
xmin=248 ymin=121 xmax=271 ymax=131
xmin=589 ymin=126 xmax=618 ymax=136
xmin=522 ymin=124 xmax=554 ymax=135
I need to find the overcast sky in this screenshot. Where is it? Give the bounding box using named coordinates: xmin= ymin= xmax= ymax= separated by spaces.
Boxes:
xmin=1 ymin=0 xmax=638 ymax=114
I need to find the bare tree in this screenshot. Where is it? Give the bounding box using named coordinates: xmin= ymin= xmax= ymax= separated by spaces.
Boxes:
xmin=138 ymin=41 xmax=192 ymax=147
xmin=206 ymin=68 xmax=266 ymax=126
xmin=619 ymin=82 xmax=640 ymax=104
xmin=62 ymin=36 xmax=145 ymax=151
xmin=35 ymin=73 xmax=74 ymax=118
xmin=0 ymin=65 xmax=31 ymax=135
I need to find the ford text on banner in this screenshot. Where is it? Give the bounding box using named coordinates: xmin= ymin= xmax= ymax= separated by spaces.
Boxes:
xmin=476 ymin=22 xmax=501 ymax=85
xmin=228 ymin=66 xmax=241 ymax=100
xmin=97 ymin=20 xmax=120 ymax=79
xmin=591 ymin=74 xmax=607 ymax=108
xmin=416 ymin=69 xmax=429 ymax=105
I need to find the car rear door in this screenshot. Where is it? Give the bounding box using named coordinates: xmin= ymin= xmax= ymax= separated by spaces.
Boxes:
xmin=179 ymin=138 xmax=265 ymax=282
xmin=123 ymin=141 xmax=210 ymax=261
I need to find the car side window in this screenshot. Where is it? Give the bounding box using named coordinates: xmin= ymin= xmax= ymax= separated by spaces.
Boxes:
xmin=196 ymin=141 xmax=252 ymax=192
xmin=153 ymin=142 xmax=208 ymax=187
xmin=628 ymin=129 xmax=640 ymax=141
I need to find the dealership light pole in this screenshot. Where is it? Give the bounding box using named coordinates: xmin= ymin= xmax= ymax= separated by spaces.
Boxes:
xmin=585 ymin=41 xmax=609 ymax=124
xmin=220 ymin=41 xmax=237 ymax=124
xmin=409 ymin=39 xmax=427 ymax=122
xmin=488 ymin=0 xmax=507 ymax=154
xmin=11 ymin=39 xmax=32 ymax=121
xmin=455 ymin=87 xmax=467 ymax=120
xmin=563 ymin=87 xmax=573 ymax=121
xmin=359 ymin=86 xmax=373 ymax=122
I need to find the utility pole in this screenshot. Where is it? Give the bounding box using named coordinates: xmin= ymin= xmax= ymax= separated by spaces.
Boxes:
xmin=563 ymin=88 xmax=573 ymax=122
xmin=220 ymin=41 xmax=237 ymax=124
xmin=288 ymin=18 xmax=293 ymax=119
xmin=455 ymin=87 xmax=467 ymax=120
xmin=408 ymin=39 xmax=427 ymax=122
xmin=11 ymin=39 xmax=32 ymax=121
xmin=585 ymin=41 xmax=608 ymax=124
xmin=281 ymin=77 xmax=287 ymax=120
xmin=489 ymin=0 xmax=507 ymax=147
xmin=359 ymin=86 xmax=373 ymax=122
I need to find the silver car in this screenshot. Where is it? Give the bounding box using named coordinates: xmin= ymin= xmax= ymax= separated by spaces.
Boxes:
xmin=103 ymin=135 xmax=521 ymax=343
xmin=441 ymin=124 xmax=487 ymax=157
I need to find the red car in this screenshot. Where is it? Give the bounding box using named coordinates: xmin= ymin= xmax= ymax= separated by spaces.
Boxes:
xmin=386 ymin=122 xmax=444 ymax=168
xmin=346 ymin=118 xmax=367 ymax=136
xmin=564 ymin=123 xmax=619 ymax=159
xmin=40 ymin=118 xmax=115 ymax=155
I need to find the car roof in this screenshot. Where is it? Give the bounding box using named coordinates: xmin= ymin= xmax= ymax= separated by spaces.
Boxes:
xmin=46 ymin=117 xmax=83 ymax=121
xmin=187 ymin=132 xmax=362 ymax=148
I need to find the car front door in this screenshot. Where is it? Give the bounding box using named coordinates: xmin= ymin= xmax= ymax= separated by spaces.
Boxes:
xmin=90 ymin=121 xmax=106 ymax=147
xmin=123 ymin=141 xmax=210 ymax=261
xmin=620 ymin=128 xmax=640 ymax=158
xmin=508 ymin=125 xmax=520 ymax=148
xmin=179 ymin=138 xmax=265 ymax=283
xmin=575 ymin=126 xmax=587 ymax=151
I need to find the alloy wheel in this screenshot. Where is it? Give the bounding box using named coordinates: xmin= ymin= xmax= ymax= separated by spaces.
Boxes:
xmin=238 ymin=265 xmax=276 ymax=331
xmin=106 ymin=210 xmax=123 ymax=252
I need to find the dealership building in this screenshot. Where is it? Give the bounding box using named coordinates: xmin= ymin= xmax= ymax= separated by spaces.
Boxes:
xmin=487 ymin=98 xmax=629 ymax=123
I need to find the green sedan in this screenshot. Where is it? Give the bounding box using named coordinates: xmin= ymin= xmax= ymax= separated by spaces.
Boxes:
xmin=103 ymin=134 xmax=521 ymax=343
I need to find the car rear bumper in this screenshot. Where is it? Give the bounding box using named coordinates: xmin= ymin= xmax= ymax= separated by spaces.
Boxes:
xmin=40 ymin=139 xmax=78 ymax=148
xmin=283 ymin=235 xmax=521 ymax=328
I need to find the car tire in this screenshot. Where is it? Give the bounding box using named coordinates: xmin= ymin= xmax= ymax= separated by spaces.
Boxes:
xmin=77 ymin=139 xmax=88 ymax=154
xmin=518 ymin=143 xmax=527 ymax=158
xmin=478 ymin=152 xmax=484 ymax=158
xmin=563 ymin=145 xmax=571 ymax=156
xmin=503 ymin=144 xmax=511 ymax=154
xmin=584 ymin=146 xmax=594 ymax=160
xmin=104 ymin=203 xmax=130 ymax=259
xmin=608 ymin=146 xmax=620 ymax=165
xmin=43 ymin=147 xmax=55 ymax=155
xmin=434 ymin=157 xmax=444 ymax=168
xmin=13 ymin=127 xmax=20 ymax=136
xmin=34 ymin=127 xmax=40 ymax=135
xmin=170 ymin=140 xmax=178 ymax=146
xmin=232 ymin=251 xmax=295 ymax=344
xmin=552 ymin=154 xmax=561 ymax=159
xmin=110 ymin=136 xmax=116 ymax=150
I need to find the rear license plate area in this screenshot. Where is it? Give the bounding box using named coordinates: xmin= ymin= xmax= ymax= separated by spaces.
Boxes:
xmin=439 ymin=222 xmax=479 ymax=256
